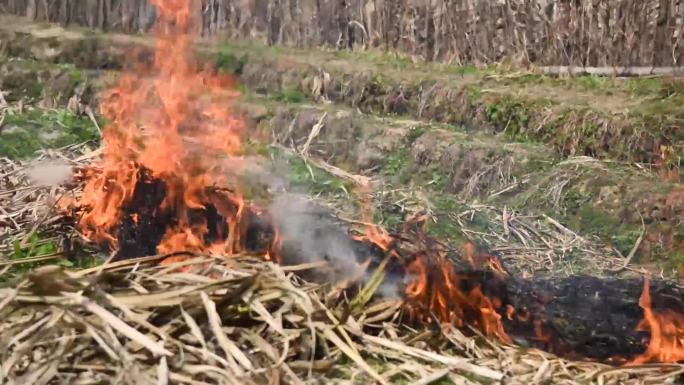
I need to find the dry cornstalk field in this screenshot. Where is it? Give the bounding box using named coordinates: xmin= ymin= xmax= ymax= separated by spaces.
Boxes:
xmin=2 ymin=0 xmax=684 ymax=67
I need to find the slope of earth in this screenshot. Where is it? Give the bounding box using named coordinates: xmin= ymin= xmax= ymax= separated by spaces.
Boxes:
xmin=0 ymin=15 xmax=682 ymax=277
xmin=2 ymin=14 xmax=684 ymax=168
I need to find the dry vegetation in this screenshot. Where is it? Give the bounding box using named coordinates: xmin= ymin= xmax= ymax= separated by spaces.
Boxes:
xmin=1 ymin=124 xmax=681 ymax=384
xmin=4 ymin=254 xmax=684 ymax=385
xmin=3 ymin=0 xmax=684 ymax=67
xmin=0 ymin=148 xmax=682 ymax=384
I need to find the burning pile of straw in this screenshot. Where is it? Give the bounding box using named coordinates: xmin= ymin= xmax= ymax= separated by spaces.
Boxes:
xmin=1 ymin=251 xmax=683 ymax=385
xmin=1 ymin=148 xmax=683 ymax=383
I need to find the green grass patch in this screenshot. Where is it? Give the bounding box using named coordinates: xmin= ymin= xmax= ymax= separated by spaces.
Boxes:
xmin=272 ymin=88 xmax=308 ymax=104
xmin=483 ymin=96 xmax=534 ymax=140
xmin=1 ymin=233 xmax=60 ymax=284
xmin=381 ymin=148 xmax=410 ymax=176
xmin=610 ymin=227 xmax=644 ymax=258
xmin=427 ymin=195 xmax=468 ymax=244
xmin=332 ymin=49 xmax=415 ymax=71
xmin=11 ymin=233 xmax=59 ymax=260
xmin=277 ymin=150 xmax=355 ymax=197
xmin=213 ymin=47 xmax=248 ymax=75
xmin=1 ymin=233 xmax=102 ymax=285
xmin=0 ymin=108 xmax=100 ymax=159
xmin=0 ymin=56 xmax=87 ymax=103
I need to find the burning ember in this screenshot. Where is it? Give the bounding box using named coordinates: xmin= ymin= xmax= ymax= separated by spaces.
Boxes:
xmin=69 ymin=0 xmax=684 ymax=368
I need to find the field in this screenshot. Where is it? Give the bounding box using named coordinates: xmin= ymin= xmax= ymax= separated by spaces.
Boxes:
xmin=0 ymin=12 xmax=683 ymax=385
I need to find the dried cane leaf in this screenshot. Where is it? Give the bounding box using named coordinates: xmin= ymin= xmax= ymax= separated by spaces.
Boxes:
xmin=200 ymin=292 xmax=252 ymax=374
xmin=62 ymin=292 xmax=171 ymax=357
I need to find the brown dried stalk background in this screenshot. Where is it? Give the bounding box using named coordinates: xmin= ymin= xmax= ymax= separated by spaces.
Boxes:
xmin=2 ymin=0 xmax=684 ymax=67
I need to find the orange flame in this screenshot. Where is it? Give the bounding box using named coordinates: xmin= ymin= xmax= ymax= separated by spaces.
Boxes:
xmin=76 ymin=0 xmax=252 ymax=257
xmin=351 ymin=181 xmax=395 ymax=252
xmin=354 ymin=224 xmax=394 ymax=252
xmin=404 ymin=252 xmax=511 ymax=343
xmin=630 ymin=278 xmax=684 ymax=364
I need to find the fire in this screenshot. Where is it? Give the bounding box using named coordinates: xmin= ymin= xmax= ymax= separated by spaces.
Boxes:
xmin=404 ymin=252 xmax=511 ymax=343
xmin=630 ymin=278 xmax=684 ymax=364
xmin=76 ymin=0 xmax=252 ymax=257
xmin=67 ymin=0 xmax=684 ymax=368
xmin=354 ymin=224 xmax=394 ymax=252
xmin=353 ymin=210 xmax=513 ymax=344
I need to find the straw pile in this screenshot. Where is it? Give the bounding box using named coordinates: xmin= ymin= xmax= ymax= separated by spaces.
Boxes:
xmin=1 ymin=147 xmax=684 ymax=385
xmin=2 ymin=254 xmax=683 ymax=385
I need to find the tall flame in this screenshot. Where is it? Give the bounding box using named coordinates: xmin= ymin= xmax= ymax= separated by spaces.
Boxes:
xmin=77 ymin=0 xmax=246 ymax=255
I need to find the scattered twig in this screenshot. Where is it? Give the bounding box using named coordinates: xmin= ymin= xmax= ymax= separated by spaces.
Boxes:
xmin=610 ymin=213 xmax=646 ymax=273
xmin=408 ymin=368 xmax=450 ymax=385
xmin=300 ymin=113 xmax=326 ymax=157
xmin=275 ymin=144 xmax=370 ymax=187
xmin=0 ymin=88 xmax=8 ymax=107
xmin=84 ymin=106 xmax=102 ymax=136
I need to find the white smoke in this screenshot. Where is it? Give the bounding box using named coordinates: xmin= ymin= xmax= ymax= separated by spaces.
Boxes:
xmin=376 ymin=277 xmax=402 ymax=299
xmin=269 ymin=193 xmax=361 ymax=277
xmin=26 ymin=159 xmax=73 ymax=187
xmin=225 ymin=152 xmax=400 ymax=298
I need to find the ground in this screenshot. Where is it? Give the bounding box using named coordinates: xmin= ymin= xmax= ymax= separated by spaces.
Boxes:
xmin=1 ymin=15 xmax=682 ymax=278
xmin=1 ymin=14 xmax=683 ymax=385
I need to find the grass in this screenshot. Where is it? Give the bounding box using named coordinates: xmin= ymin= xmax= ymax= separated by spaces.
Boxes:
xmin=1 ymin=29 xmax=682 ymax=273
xmin=0 ymin=56 xmax=86 ymax=102
xmin=427 ymin=195 xmax=468 ymax=243
xmin=272 ymin=88 xmax=308 ymax=104
xmin=332 ymin=49 xmax=414 ymax=71
xmin=273 ymin=148 xmax=355 ymax=198
xmin=0 ymin=108 xmax=100 ymax=159
xmin=6 ymin=29 xmax=683 ymax=167
xmin=1 ymin=230 xmax=103 ymax=284
xmin=213 ymin=47 xmax=248 ymax=75
xmin=10 ymin=233 xmax=59 ymax=260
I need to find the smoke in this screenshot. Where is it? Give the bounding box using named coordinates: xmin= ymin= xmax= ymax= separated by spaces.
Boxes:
xmin=376 ymin=276 xmax=402 ymax=299
xmin=224 ymin=148 xmax=401 ymax=298
xmin=269 ymin=193 xmax=361 ymax=277
xmin=26 ymin=159 xmax=73 ymax=187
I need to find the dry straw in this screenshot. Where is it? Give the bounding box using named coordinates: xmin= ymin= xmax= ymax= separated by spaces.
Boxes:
xmin=1 ymin=145 xmax=682 ymax=384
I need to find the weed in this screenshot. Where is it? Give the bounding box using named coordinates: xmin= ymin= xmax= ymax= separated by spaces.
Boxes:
xmin=214 ymin=48 xmax=247 ymax=75
xmin=0 ymin=109 xmax=100 ymax=159
xmin=406 ymin=125 xmax=428 ymax=144
xmin=610 ymin=227 xmax=644 ymax=258
xmin=1 ymin=233 xmax=59 ymax=283
xmin=284 ymin=153 xmax=354 ymax=197
xmin=12 ymin=233 xmax=58 ymax=260
xmin=428 ymin=195 xmax=467 ymax=243
xmin=272 ymin=88 xmax=308 ymax=104
xmin=485 ymin=97 xmax=532 ymax=140
xmin=572 ymin=205 xmax=621 ymax=237
xmin=573 ymin=75 xmax=613 ymax=92
xmin=381 ymin=148 xmax=412 ymax=184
